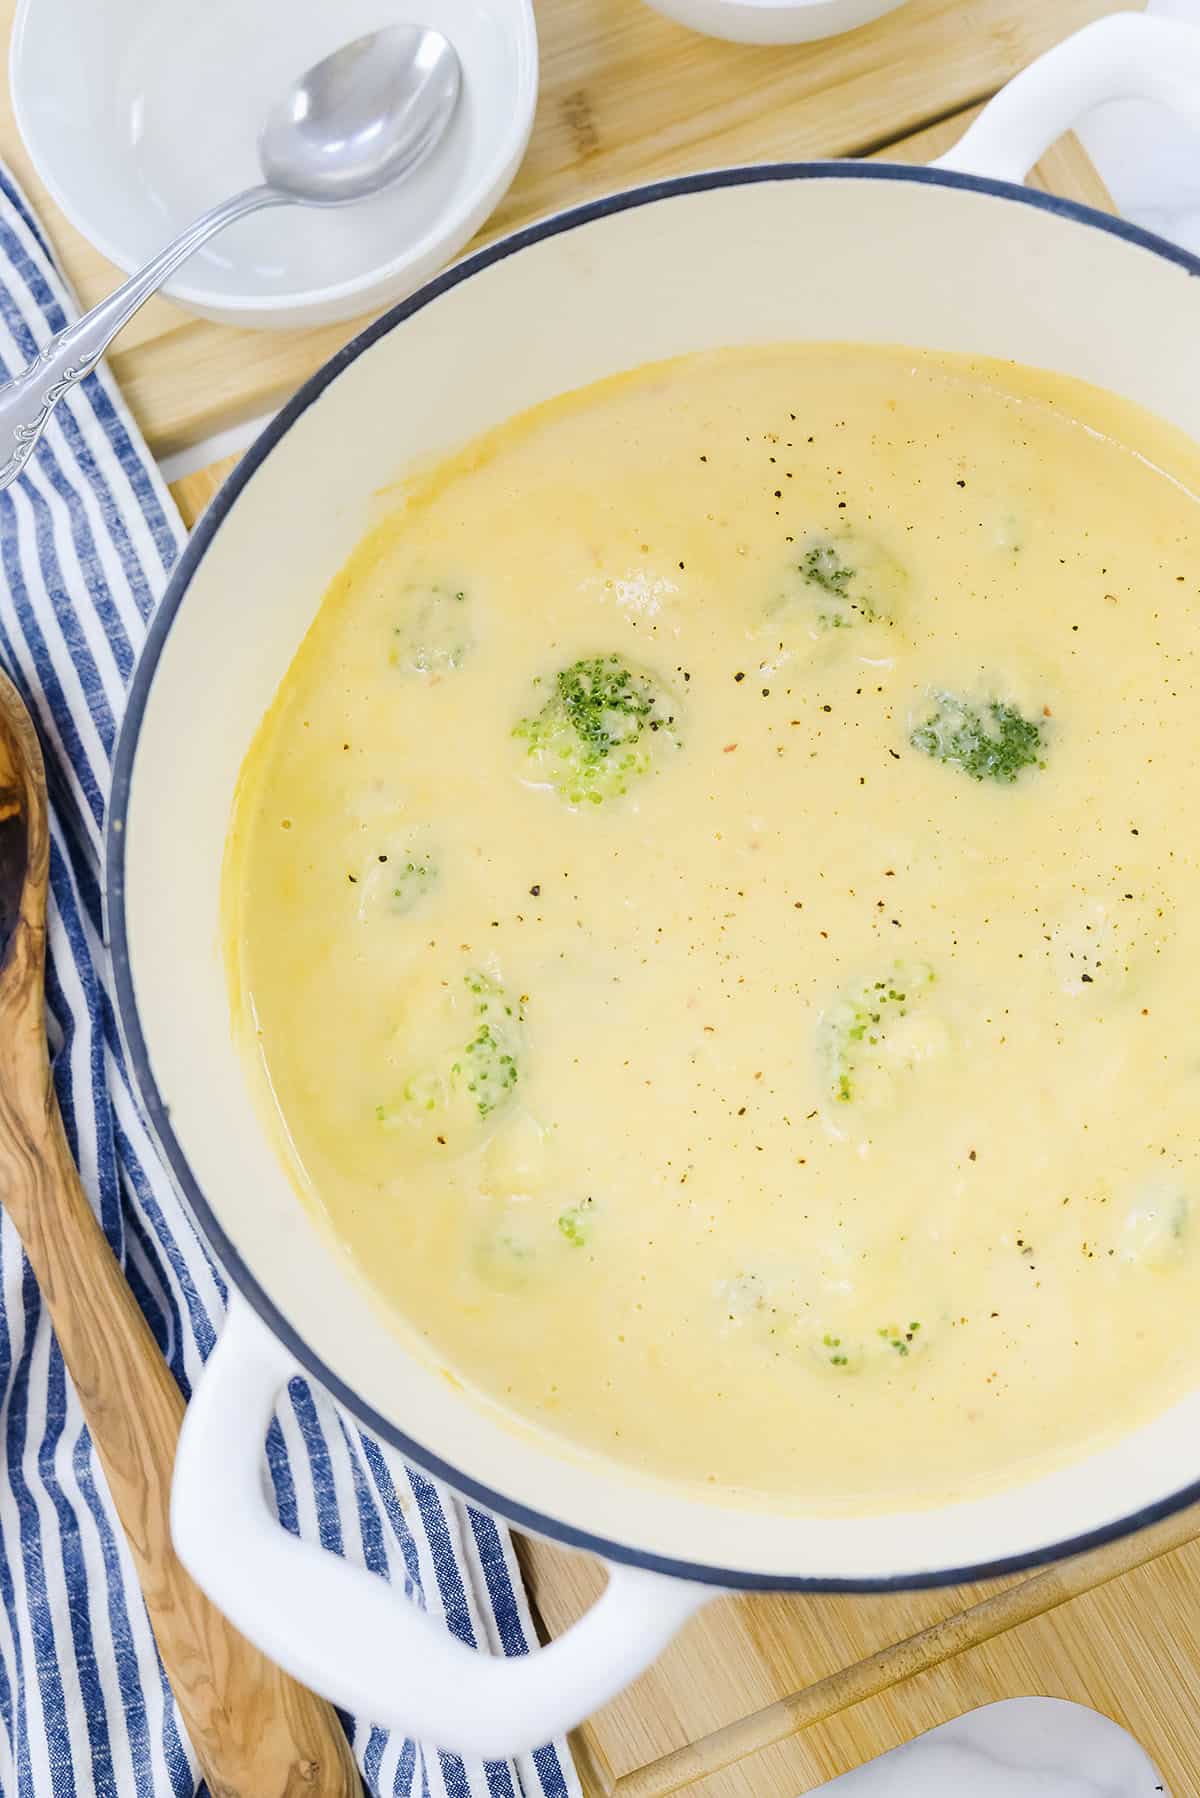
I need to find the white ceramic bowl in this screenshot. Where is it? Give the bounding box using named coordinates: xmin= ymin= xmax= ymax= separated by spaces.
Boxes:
xmin=10 ymin=0 xmax=537 ymax=328
xmin=641 ymin=0 xmax=907 ymax=47
xmin=107 ymin=11 xmax=1200 ymax=1767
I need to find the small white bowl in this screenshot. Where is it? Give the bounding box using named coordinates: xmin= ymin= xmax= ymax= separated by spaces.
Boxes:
xmin=11 ymin=0 xmax=538 ymax=329
xmin=640 ymin=0 xmax=907 ymax=46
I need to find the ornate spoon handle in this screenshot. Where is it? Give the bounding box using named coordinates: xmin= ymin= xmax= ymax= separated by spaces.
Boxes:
xmin=0 ymin=185 xmax=285 ymax=491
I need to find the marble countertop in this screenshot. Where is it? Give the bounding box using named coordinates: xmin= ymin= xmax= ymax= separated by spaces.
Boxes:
xmin=816 ymin=1699 xmax=1168 ymax=1796
xmin=1075 ymin=0 xmax=1200 ymax=254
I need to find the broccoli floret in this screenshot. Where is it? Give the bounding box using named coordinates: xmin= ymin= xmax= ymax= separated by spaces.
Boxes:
xmin=474 ymin=1195 xmax=598 ymax=1289
xmin=820 ymin=1331 xmax=854 ymax=1369
xmin=795 ymin=535 xmax=898 ymax=629
xmin=454 ymin=973 xmax=524 ymax=1118
xmin=875 ymin=1320 xmax=922 ymax=1358
xmin=910 ymin=689 xmax=1045 ymax=783
xmin=818 ymin=960 xmax=941 ymax=1111
xmin=801 ymin=542 xmax=856 ymax=604
xmin=377 ymin=969 xmax=524 ymax=1140
xmin=514 ymin=654 xmax=682 ymax=805
xmin=355 ymin=837 xmax=437 ymax=918
xmin=770 ymin=529 xmax=908 ymax=638
xmin=474 ymin=1201 xmax=597 ymax=1287
xmin=557 ymin=1198 xmax=596 ymax=1247
xmin=718 ymin=1272 xmax=929 ymax=1373
xmin=813 ymin=1320 xmax=925 ymax=1373
xmin=390 ymin=581 xmax=472 ymax=677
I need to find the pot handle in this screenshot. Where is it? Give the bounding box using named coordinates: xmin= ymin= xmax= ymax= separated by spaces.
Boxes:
xmin=933 ymin=11 xmax=1200 ymax=184
xmin=172 ymin=1296 xmax=716 ymax=1758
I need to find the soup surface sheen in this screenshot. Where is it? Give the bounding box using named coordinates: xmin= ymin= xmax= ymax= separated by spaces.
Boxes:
xmin=230 ymin=345 xmax=1200 ymax=1508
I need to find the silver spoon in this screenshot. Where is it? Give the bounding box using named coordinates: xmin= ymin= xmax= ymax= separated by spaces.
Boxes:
xmin=0 ymin=24 xmax=461 ymax=491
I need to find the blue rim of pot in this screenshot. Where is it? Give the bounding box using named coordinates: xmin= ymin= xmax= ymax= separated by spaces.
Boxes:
xmin=107 ymin=161 xmax=1200 ymax=1593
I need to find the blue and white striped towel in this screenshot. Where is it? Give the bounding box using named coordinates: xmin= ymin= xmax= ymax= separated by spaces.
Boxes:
xmin=0 ymin=163 xmax=582 ymax=1798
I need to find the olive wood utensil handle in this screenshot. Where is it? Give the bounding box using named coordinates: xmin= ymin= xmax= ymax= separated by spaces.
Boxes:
xmin=0 ymin=1089 xmax=362 ymax=1796
xmin=0 ymin=682 xmax=361 ymax=1797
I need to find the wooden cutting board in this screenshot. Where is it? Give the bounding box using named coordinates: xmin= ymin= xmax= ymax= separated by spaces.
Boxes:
xmin=165 ymin=63 xmax=1200 ymax=1798
xmin=149 ymin=3 xmax=1199 ymax=1794
xmin=2 ymin=0 xmax=1132 ymax=460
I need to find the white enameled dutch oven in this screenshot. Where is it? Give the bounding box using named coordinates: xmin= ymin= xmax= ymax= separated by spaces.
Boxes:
xmin=107 ymin=13 xmax=1200 ymax=1760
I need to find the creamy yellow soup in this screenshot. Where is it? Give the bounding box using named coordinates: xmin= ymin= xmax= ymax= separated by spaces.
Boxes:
xmin=228 ymin=345 xmax=1200 ymax=1509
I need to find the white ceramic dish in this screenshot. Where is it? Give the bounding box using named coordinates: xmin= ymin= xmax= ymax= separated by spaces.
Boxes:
xmin=10 ymin=0 xmax=537 ymax=329
xmin=640 ymin=0 xmax=906 ymax=47
xmin=107 ymin=11 xmax=1200 ymax=1765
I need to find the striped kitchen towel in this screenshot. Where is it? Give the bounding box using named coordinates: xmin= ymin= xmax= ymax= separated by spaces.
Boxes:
xmin=0 ymin=162 xmax=582 ymax=1798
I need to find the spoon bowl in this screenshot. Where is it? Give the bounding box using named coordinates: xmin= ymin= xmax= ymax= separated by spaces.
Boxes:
xmin=259 ymin=25 xmax=462 ymax=206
